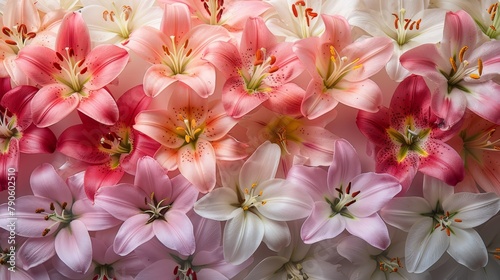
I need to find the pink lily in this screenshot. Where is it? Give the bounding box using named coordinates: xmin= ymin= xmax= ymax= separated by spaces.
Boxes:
xmin=356 ymin=75 xmax=464 ymax=192
xmin=400 ymin=10 xmax=500 ymax=129
xmin=0 ymin=164 xmax=120 ymax=273
xmin=94 ymin=156 xmax=199 ymax=256
xmin=287 ymin=139 xmax=401 ymax=250
xmin=16 ymin=12 xmax=129 ymax=127
xmin=124 ymin=2 xmax=231 ymax=98
xmin=203 ymin=16 xmax=305 ymax=118
xmin=56 ymin=85 xmax=160 ymax=200
xmin=293 ymin=14 xmax=393 ymax=119
xmin=0 ymin=78 xmax=57 ymax=191
xmin=134 ymin=87 xmax=248 ymax=193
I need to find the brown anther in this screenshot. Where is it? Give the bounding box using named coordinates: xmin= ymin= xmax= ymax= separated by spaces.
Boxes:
xmin=435 ymin=222 xmax=441 ymax=229
xmin=495 ymin=255 xmax=500 ymax=260
xmin=404 ymin=18 xmax=411 ymax=30
xmin=392 ymin=13 xmax=399 ymax=29
xmin=488 ymin=3 xmax=495 ymax=14
xmin=55 ymin=52 xmax=64 ymax=61
xmin=4 ymin=39 xmax=17 ymax=45
xmin=295 ymin=0 xmax=305 ymax=6
xmin=50 ymin=203 xmax=55 ymax=211
xmin=217 ymin=9 xmax=223 ymax=22
xmin=186 ymin=49 xmax=192 ymax=57
xmin=44 ymin=215 xmax=49 ymax=220
xmin=2 ymin=27 xmax=12 ymax=36
xmin=35 ymin=208 xmax=45 ymax=213
xmin=173 ymin=265 xmax=179 ymax=275
xmin=42 ymin=228 xmax=50 ymax=236
xmin=491 ymin=25 xmax=497 ymax=31
xmin=109 ymin=11 xmax=115 ymax=22
xmin=61 ymin=202 xmax=68 ymax=209
xmin=449 ymin=57 xmax=457 ymax=72
xmin=269 ymin=55 xmax=276 ymax=65
xmin=454 ymin=218 xmax=462 ymax=223
xmin=335 ymin=187 xmax=343 ymax=194
xmin=53 ymin=63 xmax=62 ymax=70
xmin=69 ymin=48 xmax=75 ymax=57
xmin=351 ymin=190 xmax=361 ymax=198
xmin=292 ymin=4 xmax=298 ymax=17
xmin=203 ymin=2 xmax=211 ymax=16
xmin=345 ymin=182 xmax=351 ymax=194
xmin=409 ymin=21 xmax=416 ymax=30
xmin=25 ymin=32 xmax=36 ymax=39
xmin=459 ymin=46 xmax=468 ymax=62
xmin=244 ymin=188 xmax=249 ymax=194
xmin=163 ymin=45 xmax=170 ymax=55
xmin=77 ymin=59 xmax=86 ymax=67
xmin=80 ymin=67 xmax=88 ymax=75
xmin=183 ymin=39 xmax=189 ymax=49
xmin=258 ymin=190 xmax=263 ymax=196
xmin=445 ymin=227 xmax=451 ymax=236
xmin=123 ymin=5 xmax=132 ymax=21
xmin=345 ymin=200 xmax=356 ymax=207
xmin=17 ymin=24 xmax=26 ymax=34
xmin=416 ymin=19 xmax=422 ymax=29
xmin=492 ymin=11 xmax=497 ymax=21
xmin=268 ymin=65 xmax=279 ymax=73
xmin=478 ymin=58 xmax=483 ymax=75
xmin=103 ymin=10 xmax=109 ymax=21
xmin=470 ymin=73 xmax=481 ymax=79
xmin=261 ymin=200 xmax=267 ymax=205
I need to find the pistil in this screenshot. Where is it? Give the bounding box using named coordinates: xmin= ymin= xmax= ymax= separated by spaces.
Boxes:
xmin=241 ymin=183 xmax=266 ymax=211
xmin=143 ymin=192 xmax=172 ymax=224
xmin=284 ymin=262 xmax=309 ymax=279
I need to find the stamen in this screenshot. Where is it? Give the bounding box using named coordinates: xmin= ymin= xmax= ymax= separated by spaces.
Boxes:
xmin=392 ymin=13 xmax=399 ymax=29
xmin=292 ymin=4 xmax=298 ymax=17
xmin=478 ymin=58 xmax=483 ymax=75
xmin=4 ymin=39 xmax=17 ymax=45
xmin=2 ymin=27 xmax=12 ymax=36
xmin=103 ymin=10 xmax=109 ymax=21
xmin=454 ymin=218 xmax=462 ymax=222
xmin=449 ymin=57 xmax=457 ymax=72
xmin=416 ymin=19 xmax=421 ymax=29
xmin=56 ymin=52 xmax=64 ymax=61
xmin=53 ymin=63 xmax=62 ymax=71
xmin=459 ymin=46 xmax=468 ymax=62
xmin=35 ymin=208 xmax=45 ymax=213
xmin=42 ymin=228 xmax=50 ymax=236
xmin=50 ymin=203 xmax=55 ymax=211
xmin=61 ymin=202 xmax=67 ymax=210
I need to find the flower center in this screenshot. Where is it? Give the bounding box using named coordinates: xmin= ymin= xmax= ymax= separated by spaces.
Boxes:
xmin=391 ymin=8 xmax=422 ymax=45
xmin=34 ymin=201 xmax=74 ymax=237
xmin=291 ymin=0 xmax=318 ymax=39
xmin=102 ymin=4 xmax=134 ymax=39
xmin=201 ymin=0 xmax=225 ymax=25
xmin=0 ymin=109 xmax=21 ymax=153
xmin=176 ymin=114 xmax=203 ymax=145
xmin=162 ymin=37 xmax=194 ymax=75
xmin=239 ymin=48 xmax=279 ymax=94
xmin=99 ymin=129 xmax=133 ymax=168
xmin=326 ymin=182 xmax=360 ymax=219
xmin=2 ymin=24 xmax=37 ymax=54
xmin=92 ymin=263 xmax=115 ymax=280
xmin=432 ymin=211 xmax=462 ymax=237
xmin=240 ymin=183 xmax=266 ymax=211
xmin=460 ymin=125 xmax=500 ymax=163
xmin=322 ymin=45 xmax=362 ymax=90
xmin=284 ymin=262 xmax=309 ymax=280
xmin=376 ymin=255 xmax=403 ymax=273
xmin=486 ymin=3 xmax=500 ymax=38
xmin=143 ymin=192 xmax=172 ymax=224
xmin=266 ymin=116 xmax=302 ymax=155
xmin=53 ymin=47 xmax=90 ymax=94
xmin=386 ymin=116 xmax=430 ymax=162
xmin=444 ymin=46 xmax=483 ymax=91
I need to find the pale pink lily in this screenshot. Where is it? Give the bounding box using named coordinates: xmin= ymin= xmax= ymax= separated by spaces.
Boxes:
xmin=16 ymin=12 xmax=129 ymax=127
xmin=293 ymin=14 xmax=393 ymax=119
xmin=0 ymin=79 xmax=57 ymax=191
xmin=380 ymin=175 xmax=500 ymax=273
xmin=349 ymin=0 xmax=446 ymax=81
xmin=265 ymin=0 xmax=360 ymax=41
xmin=0 ymin=0 xmax=59 ymax=85
xmin=194 ymin=141 xmax=313 ymax=265
xmin=125 ymin=2 xmax=231 ymax=98
xmin=160 ymin=0 xmax=270 ymax=31
xmin=94 ymin=156 xmax=199 ymax=257
xmin=287 ymin=139 xmax=401 ymax=250
xmin=241 ymin=107 xmax=338 ymax=177
xmin=34 ymin=0 xmax=82 ymax=14
xmin=447 ymin=111 xmax=500 ymax=195
xmin=134 ymin=211 xmax=251 ymax=280
xmin=400 ymin=10 xmax=500 ymax=129
xmin=57 ymin=85 xmax=160 ymax=201
xmin=356 ymin=75 xmax=464 ymax=192
xmin=80 ymin=0 xmax=163 ymax=44
xmin=203 ymin=16 xmax=305 ymax=118
xmin=0 ymin=165 xmax=120 ymax=273
xmin=134 ymin=87 xmax=247 ymax=193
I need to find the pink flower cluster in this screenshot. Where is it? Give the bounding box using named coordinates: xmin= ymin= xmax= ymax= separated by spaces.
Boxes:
xmin=0 ymin=0 xmax=500 ymax=279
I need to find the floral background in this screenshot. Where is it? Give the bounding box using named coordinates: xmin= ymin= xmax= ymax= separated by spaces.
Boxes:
xmin=0 ymin=0 xmax=500 ymax=279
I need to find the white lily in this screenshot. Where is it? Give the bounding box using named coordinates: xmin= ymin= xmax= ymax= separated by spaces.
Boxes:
xmin=380 ymin=175 xmax=500 ymax=273
xmin=349 ymin=0 xmax=446 ymax=81
xmin=194 ymin=141 xmax=313 ymax=265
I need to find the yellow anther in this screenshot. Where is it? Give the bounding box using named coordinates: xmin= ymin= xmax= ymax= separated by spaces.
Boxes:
xmin=178 ymin=114 xmax=185 ymax=121
xmin=261 ymin=200 xmax=267 ymax=205
xmin=459 ymin=46 xmax=468 ymax=62
xmin=449 ymin=57 xmax=457 ymax=72
xmin=191 ymin=119 xmax=197 ymax=129
xmin=258 ymin=190 xmax=263 ymax=196
xmin=251 ymin=183 xmax=257 ymax=188
xmin=185 ymin=135 xmax=191 ymax=143
xmin=243 ymin=206 xmax=249 ymax=211
xmin=244 ymin=188 xmax=249 ymax=194
xmin=470 ymin=73 xmax=481 ymax=79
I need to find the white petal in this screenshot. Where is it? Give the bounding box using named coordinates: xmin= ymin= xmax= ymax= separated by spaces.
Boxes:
xmin=422 ymin=175 xmax=454 ymax=209
xmin=380 ymin=197 xmax=432 ymax=231
xmin=194 ymin=187 xmax=241 ymax=221
xmin=243 ymin=256 xmax=288 ymax=280
xmin=444 ymin=192 xmax=500 ymax=228
xmin=448 ymin=228 xmax=488 ymax=270
xmin=260 ymin=216 xmax=291 ymax=252
xmin=239 ymin=141 xmax=281 ymax=190
xmin=223 ymin=212 xmax=264 ymax=265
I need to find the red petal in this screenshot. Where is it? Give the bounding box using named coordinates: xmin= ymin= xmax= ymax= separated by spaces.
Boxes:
xmin=78 ymin=88 xmax=119 ymax=126
xmin=57 ymin=124 xmax=109 ymax=164
xmin=116 ymin=85 xmax=151 ymax=125
xmin=1 ymin=85 xmax=38 ymax=129
xmin=19 ymin=125 xmax=56 ymax=153
xmin=31 ymin=84 xmax=79 ymax=127
xmin=84 ymin=164 xmax=124 ymax=201
xmin=85 ymin=45 xmax=129 ymax=90
xmin=56 ymin=12 xmax=90 ymax=60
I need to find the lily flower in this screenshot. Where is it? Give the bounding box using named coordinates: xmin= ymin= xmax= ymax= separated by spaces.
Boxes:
xmin=380 ymin=175 xmax=500 ymax=273
xmin=34 ymin=0 xmax=82 ymax=14
xmin=134 ymin=87 xmax=247 ymax=193
xmin=287 ymin=139 xmax=401 ymax=250
xmin=194 ymin=141 xmax=313 ymax=265
xmin=80 ymin=0 xmax=163 ymax=44
xmin=356 ymin=75 xmax=464 ymax=192
xmin=56 ymin=85 xmax=160 ymax=200
xmin=94 ymin=156 xmax=199 ymax=256
xmin=203 ymin=16 xmax=305 ymax=118
xmin=0 ymin=164 xmax=120 ymax=273
xmin=0 ymin=79 xmax=57 ymax=191
xmin=124 ymin=2 xmax=231 ymax=98
xmin=293 ymin=14 xmax=393 ymax=119
xmin=16 ymin=12 xmax=129 ymax=127
xmin=265 ymin=0 xmax=359 ymax=41
xmin=349 ymin=0 xmax=446 ymax=81
xmin=400 ymin=10 xmax=500 ymax=129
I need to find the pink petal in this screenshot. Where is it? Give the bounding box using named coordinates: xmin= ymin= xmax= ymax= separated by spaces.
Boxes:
xmin=143 ymin=64 xmax=178 ymax=97
xmin=327 ymin=139 xmax=361 ymax=191
xmin=400 ymin=44 xmax=450 ymax=83
xmin=160 ymin=3 xmax=191 ymax=40
xmin=94 ymin=183 xmax=146 ymax=220
xmin=431 ymin=84 xmax=468 ymax=129
xmin=71 ymin=199 xmax=121 ymax=231
xmin=3 ymin=0 xmax=40 ymax=32
xmin=78 ymin=88 xmax=119 ymax=125
xmin=134 ymin=156 xmax=172 ymax=199
xmin=31 ymin=84 xmax=79 ymax=127
xmin=1 ymin=85 xmax=37 ymax=128
xmin=154 ymin=210 xmax=195 ymax=256
xmin=120 ymin=131 xmax=161 ymax=174
xmin=55 ymin=12 xmax=90 ymax=60
xmin=320 ymin=15 xmax=351 ymax=51
xmin=301 ymin=201 xmax=345 ymax=244
xmin=292 ymin=36 xmax=323 ymax=78
xmin=126 ymin=26 xmax=166 ymax=64
xmin=287 ymin=165 xmax=328 ymax=201
xmin=57 ymin=124 xmax=109 ymax=164
xmin=18 ymin=237 xmax=56 ymax=270
xmin=116 ymin=85 xmax=152 ymax=125
xmin=134 ymin=109 xmax=185 ymax=148
xmin=177 ymin=62 xmax=217 ymax=98
xmin=203 ymin=101 xmax=238 ymax=141
xmin=441 ymin=11 xmax=480 ymax=60
xmin=84 ymin=164 xmax=125 ymax=201
xmin=4 ymin=196 xmax=54 ymax=237
xmin=177 ymin=139 xmax=216 ymax=193
xmin=170 ymin=174 xmax=198 ymax=212
xmin=239 ymin=17 xmax=278 ymax=63
xmin=114 ymin=214 xmax=155 ymax=256
xmin=356 ymin=107 xmax=391 ymax=146
xmin=376 ymin=146 xmax=419 ymax=193
xmin=54 ymin=220 xmax=92 ymax=273
xmin=30 ymin=163 xmax=72 ymax=202
xmin=345 ymin=214 xmax=391 ymax=250
xmin=330 ymin=79 xmax=382 ymax=113
xmin=16 ymin=46 xmax=60 ymax=86
xmin=263 ymin=83 xmax=304 ymax=116
xmin=203 ymin=41 xmax=242 ymax=78
xmin=84 ymin=44 xmax=129 ymax=90
xmin=301 ymin=80 xmax=339 ymax=120
xmin=342 ymin=37 xmax=393 ymax=82
xmin=222 ymin=76 xmax=268 ymax=118
xmin=211 ymin=137 xmax=248 ymax=161
xmin=419 ymin=140 xmax=464 ymax=186
xmin=154 ymin=146 xmax=178 ymax=170
xmin=18 ymin=125 xmax=57 ymax=153
xmin=294 ymin=126 xmax=338 ymax=166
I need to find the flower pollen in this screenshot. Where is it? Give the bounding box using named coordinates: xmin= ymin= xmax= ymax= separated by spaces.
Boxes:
xmin=444 ymin=46 xmax=483 ymax=92
xmin=392 ymin=8 xmax=422 ymax=45
xmin=34 ymin=200 xmax=74 ymax=236
xmin=240 ymin=48 xmax=279 ymax=94
xmin=377 ymin=255 xmax=403 ymax=273
xmin=291 ymin=1 xmax=318 ymax=38
xmin=102 ymin=4 xmax=134 ymax=38
xmin=0 ymin=109 xmax=21 ymax=153
xmin=241 ymin=182 xmax=265 ymax=211
xmin=2 ymin=24 xmax=37 ymax=54
xmin=327 ymin=182 xmax=359 ymax=218
xmin=162 ymin=37 xmax=193 ymax=75
xmin=486 ymin=3 xmax=500 ymax=38
xmin=173 ymin=263 xmax=198 ymax=280
xmin=322 ymin=45 xmax=362 ymax=90
xmin=176 ymin=114 xmax=203 ymax=144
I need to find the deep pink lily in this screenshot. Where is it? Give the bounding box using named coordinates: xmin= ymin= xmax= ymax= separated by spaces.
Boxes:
xmin=203 ymin=16 xmax=305 ymax=118
xmin=400 ymin=10 xmax=500 ymax=129
xmin=134 ymin=87 xmax=248 ymax=193
xmin=0 ymin=78 xmax=57 ymax=191
xmin=16 ymin=12 xmax=129 ymax=127
xmin=356 ymin=75 xmax=465 ymax=193
xmin=293 ymin=14 xmax=393 ymax=119
xmin=57 ymin=85 xmax=160 ymax=201
xmin=125 ymin=2 xmax=231 ymax=98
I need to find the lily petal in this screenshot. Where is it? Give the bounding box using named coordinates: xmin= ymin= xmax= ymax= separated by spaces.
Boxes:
xmin=345 ymin=214 xmax=391 ymax=250
xmin=113 ymin=213 xmax=155 ymax=256
xmin=84 ymin=44 xmax=129 ymax=90
xmin=194 ymin=187 xmax=241 ymax=221
xmin=154 ymin=210 xmax=195 ymax=256
xmin=31 ymin=84 xmax=79 ymax=127
xmin=177 ymin=139 xmax=216 ymax=193
xmin=327 ymin=139 xmax=362 ymax=191
xmin=223 ymin=211 xmax=264 ymax=265
xmin=239 ymin=141 xmax=280 ymax=189
xmin=19 ymin=125 xmax=57 ymax=154
xmin=54 ymin=220 xmax=92 ymax=273
xmin=448 ymin=227 xmax=488 ymax=270
xmin=78 ymin=88 xmax=119 ymax=126
xmin=301 ymin=201 xmax=345 ymax=244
